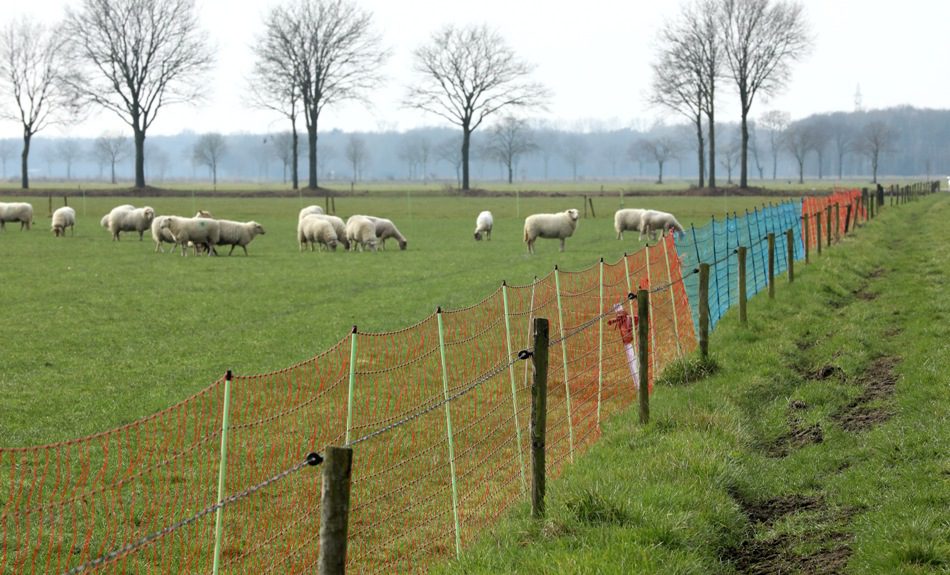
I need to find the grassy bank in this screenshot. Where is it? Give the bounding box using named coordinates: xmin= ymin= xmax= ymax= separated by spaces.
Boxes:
xmin=433 ymin=193 xmax=949 ymax=574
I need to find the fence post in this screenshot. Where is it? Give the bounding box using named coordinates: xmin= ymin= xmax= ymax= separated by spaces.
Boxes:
xmin=597 ymin=259 xmax=605 ymax=428
xmin=211 ymin=370 xmax=234 ymax=575
xmin=588 ymin=196 xmax=596 ymax=218
xmin=738 ymin=247 xmax=748 ymax=325
xmin=553 ymin=267 xmax=575 ymax=463
xmin=698 ymin=263 xmax=710 ymax=359
xmin=816 ymin=213 xmax=822 ymax=256
xmin=501 ymin=282 xmax=528 ymax=495
xmin=637 ymin=289 xmax=650 ymax=425
xmin=318 ymin=446 xmax=353 ymax=575
xmin=530 ymin=317 xmax=549 ymax=520
xmin=862 ymin=188 xmax=869 ymax=221
xmin=345 ymin=327 xmax=358 ymax=445
xmin=834 ymin=204 xmax=841 ymax=243
xmin=803 ymin=214 xmax=810 ymax=263
xmin=768 ymin=233 xmax=776 ymax=299
xmin=786 ymin=229 xmax=794 ymax=283
xmin=844 ymin=204 xmax=852 ymax=234
xmin=436 ymin=309 xmax=462 ymax=558
xmin=825 ymin=206 xmax=832 ymax=247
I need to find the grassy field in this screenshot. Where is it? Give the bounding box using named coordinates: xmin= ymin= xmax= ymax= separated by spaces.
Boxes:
xmin=0 ymin=193 xmax=787 ymax=447
xmin=431 ymin=192 xmax=949 ymax=574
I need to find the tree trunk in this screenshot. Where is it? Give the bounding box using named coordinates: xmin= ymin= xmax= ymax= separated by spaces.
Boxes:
xmin=20 ymin=131 xmax=31 ymax=189
xmin=134 ymin=126 xmax=146 ymax=189
xmin=797 ymin=159 xmax=804 ymax=184
xmin=507 ymin=159 xmax=513 ymax=184
xmin=461 ymin=124 xmax=471 ymax=190
xmin=292 ymin=123 xmax=299 ymax=190
xmin=111 ymin=159 xmax=117 ymax=184
xmin=307 ymin=121 xmax=319 ymax=189
xmin=657 ymin=160 xmax=664 ymax=184
xmin=707 ymin=110 xmax=716 ymax=188
xmin=739 ymin=108 xmax=749 ymax=188
xmin=695 ymin=112 xmax=705 ymax=189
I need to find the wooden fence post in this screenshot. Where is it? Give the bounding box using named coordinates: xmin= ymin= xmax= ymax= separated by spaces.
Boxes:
xmin=530 ymin=318 xmax=549 ymax=520
xmin=738 ymin=247 xmax=748 ymax=324
xmin=834 ymin=204 xmax=841 ymax=243
xmin=768 ymin=232 xmax=776 ymax=299
xmin=826 ymin=206 xmax=832 ymax=247
xmin=844 ymin=205 xmax=852 ymax=234
xmin=319 ymin=446 xmax=353 ymax=575
xmin=637 ymin=289 xmax=650 ymax=425
xmin=786 ymin=229 xmax=794 ymax=283
xmin=698 ymin=263 xmax=710 ymax=359
xmin=803 ymin=215 xmax=810 ymax=263
xmin=816 ymin=214 xmax=822 ymax=256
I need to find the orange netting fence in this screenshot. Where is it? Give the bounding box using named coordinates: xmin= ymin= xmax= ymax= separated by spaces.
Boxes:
xmin=0 ymin=237 xmax=695 ymax=575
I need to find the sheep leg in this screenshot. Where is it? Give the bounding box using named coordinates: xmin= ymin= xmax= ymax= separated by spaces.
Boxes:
xmin=228 ymin=244 xmax=237 ymax=256
xmin=559 ymin=238 xmax=566 ymax=252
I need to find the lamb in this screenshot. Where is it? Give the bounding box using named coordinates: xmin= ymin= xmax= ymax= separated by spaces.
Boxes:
xmin=345 ymin=215 xmax=378 ymax=252
xmin=0 ymin=202 xmax=34 ymax=231
xmin=638 ymin=209 xmax=685 ymax=241
xmin=613 ymin=208 xmax=647 ymax=240
xmin=51 ymin=206 xmax=76 ymax=237
xmin=298 ymin=214 xmax=339 ymax=251
xmin=101 ymin=204 xmax=155 ymax=241
xmin=151 ymin=215 xmax=178 ymax=253
xmin=363 ymin=215 xmax=407 ymax=250
xmin=216 ymin=219 xmax=266 ymax=255
xmin=474 ymin=210 xmax=493 ymax=241
xmin=298 ymin=205 xmax=325 ymax=221
xmin=523 ymin=208 xmax=580 ymax=254
xmin=159 ymin=216 xmax=220 ymax=256
xmin=296 ymin=213 xmax=349 ymax=251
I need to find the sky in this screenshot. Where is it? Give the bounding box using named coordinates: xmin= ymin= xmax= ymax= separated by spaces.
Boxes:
xmin=2 ymin=0 xmax=949 ymax=140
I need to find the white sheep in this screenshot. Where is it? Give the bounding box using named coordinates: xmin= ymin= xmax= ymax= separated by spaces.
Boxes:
xmin=296 ymin=213 xmax=349 ymax=251
xmin=638 ymin=209 xmax=685 ymax=241
xmin=216 ymin=219 xmax=266 ymax=256
xmin=160 ymin=216 xmax=220 ymax=256
xmin=0 ymin=202 xmax=34 ymax=231
xmin=101 ymin=204 xmax=155 ymax=241
xmin=298 ymin=214 xmax=339 ymax=251
xmin=298 ymin=205 xmax=325 ymax=221
xmin=474 ymin=210 xmax=493 ymax=241
xmin=151 ymin=215 xmax=178 ymax=253
xmin=345 ymin=215 xmax=378 ymax=252
xmin=523 ymin=208 xmax=579 ymax=254
xmin=51 ymin=206 xmax=76 ymax=237
xmin=613 ymin=208 xmax=647 ymax=240
xmin=364 ymin=215 xmax=407 ymax=250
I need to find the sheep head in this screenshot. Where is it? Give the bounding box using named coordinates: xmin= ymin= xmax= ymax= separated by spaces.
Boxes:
xmin=566 ymin=209 xmax=579 ymax=221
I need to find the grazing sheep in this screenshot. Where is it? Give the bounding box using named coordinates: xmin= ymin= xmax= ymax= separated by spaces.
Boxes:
xmin=474 ymin=210 xmax=493 ymax=241
xmin=298 ymin=214 xmax=339 ymax=251
xmin=101 ymin=204 xmax=155 ymax=241
xmin=363 ymin=215 xmax=407 ymax=250
xmin=613 ymin=208 xmax=647 ymax=240
xmin=51 ymin=206 xmax=76 ymax=237
xmin=298 ymin=205 xmax=325 ymax=221
xmin=0 ymin=202 xmax=34 ymax=231
xmin=345 ymin=215 xmax=378 ymax=252
xmin=160 ymin=216 xmax=220 ymax=256
xmin=216 ymin=219 xmax=266 ymax=255
xmin=638 ymin=209 xmax=685 ymax=241
xmin=151 ymin=215 xmax=179 ymax=253
xmin=296 ymin=213 xmax=349 ymax=251
xmin=523 ymin=209 xmax=580 ymax=254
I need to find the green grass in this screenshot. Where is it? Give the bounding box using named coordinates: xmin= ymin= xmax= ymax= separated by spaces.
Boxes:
xmin=430 ymin=193 xmax=949 ymax=574
xmin=0 ymin=193 xmax=775 ymax=447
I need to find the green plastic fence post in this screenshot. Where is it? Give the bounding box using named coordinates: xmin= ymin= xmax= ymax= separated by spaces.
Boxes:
xmin=436 ymin=309 xmax=462 ymax=559
xmin=212 ymin=370 xmax=234 ymax=575
xmin=346 ymin=326 xmax=357 ymax=445
xmin=501 ymin=282 xmax=528 ymax=495
xmin=661 ymin=238 xmax=684 ymax=358
xmin=553 ymin=267 xmax=575 ymax=463
xmin=597 ymin=259 xmax=604 ymax=428
xmin=637 ymin=289 xmax=650 ymax=425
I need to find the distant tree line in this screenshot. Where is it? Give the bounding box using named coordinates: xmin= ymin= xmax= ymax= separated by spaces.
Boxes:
xmin=2 ymin=105 xmax=945 ymax=186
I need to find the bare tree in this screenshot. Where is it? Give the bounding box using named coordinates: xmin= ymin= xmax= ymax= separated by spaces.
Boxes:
xmin=269 ymin=132 xmax=298 ymax=184
xmin=721 ymin=0 xmax=811 ymax=188
xmin=406 ymin=24 xmax=547 ymax=190
xmin=436 ymin=137 xmax=463 ymax=187
xmin=827 ymin=113 xmax=854 ymax=180
xmin=0 ymin=17 xmax=73 ymax=189
xmin=396 ymin=135 xmax=433 ymax=182
xmin=650 ymin=0 xmax=720 ymax=188
xmin=93 ymin=133 xmax=131 ymax=184
xmin=637 ymin=135 xmax=681 ymax=184
xmin=482 ymin=116 xmax=537 ymax=184
xmin=855 ymin=120 xmax=895 ymax=184
xmin=759 ymin=110 xmax=790 ymax=180
xmin=256 ymin=0 xmax=386 ymax=190
xmin=56 ymin=139 xmax=83 ymax=180
xmin=783 ymin=121 xmax=815 ymax=184
xmin=63 ymin=0 xmax=213 ymax=189
xmin=0 ymin=139 xmax=15 ymax=178
xmin=146 ymin=144 xmax=170 ymax=182
xmin=344 ymin=135 xmax=368 ymax=182
xmin=560 ymin=135 xmax=589 ymax=182
xmin=192 ymin=133 xmax=227 ymax=187
xmin=718 ymin=135 xmax=741 ymax=184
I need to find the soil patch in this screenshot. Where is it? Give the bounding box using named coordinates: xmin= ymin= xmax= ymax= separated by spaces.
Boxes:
xmin=832 ymin=356 xmax=900 ymax=432
xmin=764 ymin=400 xmax=823 ymax=458
xmin=810 ymin=365 xmax=845 ymax=382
